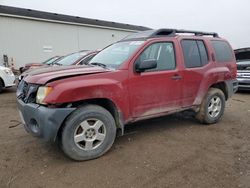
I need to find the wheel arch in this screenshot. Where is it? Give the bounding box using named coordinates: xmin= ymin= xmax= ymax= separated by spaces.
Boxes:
xmin=210 ymin=82 xmax=228 ymax=100
xmin=56 ymin=98 xmax=125 ymax=142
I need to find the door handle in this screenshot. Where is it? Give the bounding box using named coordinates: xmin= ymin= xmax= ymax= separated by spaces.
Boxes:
xmin=171 ymin=74 xmax=182 ymax=80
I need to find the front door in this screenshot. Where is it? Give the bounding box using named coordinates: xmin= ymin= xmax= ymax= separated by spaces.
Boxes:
xmin=128 ymin=41 xmax=182 ymax=118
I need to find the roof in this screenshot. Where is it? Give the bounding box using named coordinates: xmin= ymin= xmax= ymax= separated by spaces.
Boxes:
xmin=0 ymin=5 xmax=151 ymax=32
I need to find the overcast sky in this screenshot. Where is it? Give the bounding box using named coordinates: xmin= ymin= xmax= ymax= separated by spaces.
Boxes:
xmin=1 ymin=0 xmax=250 ymax=49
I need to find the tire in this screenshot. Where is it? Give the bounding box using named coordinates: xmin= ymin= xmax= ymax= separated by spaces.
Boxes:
xmin=195 ymin=88 xmax=225 ymax=124
xmin=61 ymin=105 xmax=117 ymax=161
xmin=0 ymin=79 xmax=4 ymax=93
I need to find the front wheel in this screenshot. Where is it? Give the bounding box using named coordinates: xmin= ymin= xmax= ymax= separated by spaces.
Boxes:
xmin=61 ymin=105 xmax=117 ymax=161
xmin=196 ymin=88 xmax=225 ymax=124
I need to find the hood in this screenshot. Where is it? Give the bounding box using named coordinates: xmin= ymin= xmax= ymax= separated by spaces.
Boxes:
xmin=22 ymin=64 xmax=49 ymax=75
xmin=25 ymin=63 xmax=43 ymax=67
xmin=24 ymin=65 xmax=111 ymax=85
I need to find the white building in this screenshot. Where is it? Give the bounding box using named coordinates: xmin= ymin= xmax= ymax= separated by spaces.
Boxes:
xmin=0 ymin=5 xmax=150 ymax=68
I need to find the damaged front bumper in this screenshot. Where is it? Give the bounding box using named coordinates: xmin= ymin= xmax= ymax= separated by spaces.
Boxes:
xmin=17 ymin=99 xmax=75 ymax=142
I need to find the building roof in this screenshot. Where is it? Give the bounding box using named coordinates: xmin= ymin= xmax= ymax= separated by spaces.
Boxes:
xmin=0 ymin=5 xmax=151 ymax=32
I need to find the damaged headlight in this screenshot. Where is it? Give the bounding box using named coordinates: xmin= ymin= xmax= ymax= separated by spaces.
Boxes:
xmin=36 ymin=86 xmax=53 ymax=104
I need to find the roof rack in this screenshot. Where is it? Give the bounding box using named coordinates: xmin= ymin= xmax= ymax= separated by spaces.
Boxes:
xmin=121 ymin=28 xmax=219 ymax=41
xmin=172 ymin=29 xmax=219 ymax=37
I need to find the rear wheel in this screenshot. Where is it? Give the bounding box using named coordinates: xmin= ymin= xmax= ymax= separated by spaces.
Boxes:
xmin=61 ymin=105 xmax=116 ymax=161
xmin=196 ymin=88 xmax=225 ymax=124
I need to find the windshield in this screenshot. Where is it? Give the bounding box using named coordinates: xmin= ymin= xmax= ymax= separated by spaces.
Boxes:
xmin=43 ymin=56 xmax=60 ymax=65
xmin=55 ymin=51 xmax=89 ymax=66
xmin=89 ymin=41 xmax=145 ymax=69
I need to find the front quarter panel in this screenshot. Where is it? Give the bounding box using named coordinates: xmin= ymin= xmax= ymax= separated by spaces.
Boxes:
xmin=44 ymin=70 xmax=130 ymax=120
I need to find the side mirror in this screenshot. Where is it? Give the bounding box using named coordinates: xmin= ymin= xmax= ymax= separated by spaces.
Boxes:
xmin=136 ymin=59 xmax=157 ymax=72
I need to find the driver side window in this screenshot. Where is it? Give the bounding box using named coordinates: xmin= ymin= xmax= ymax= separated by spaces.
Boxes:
xmin=138 ymin=42 xmax=176 ymax=71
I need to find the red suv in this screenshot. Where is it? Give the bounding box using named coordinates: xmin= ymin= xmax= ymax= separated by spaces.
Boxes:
xmin=17 ymin=29 xmax=238 ymax=161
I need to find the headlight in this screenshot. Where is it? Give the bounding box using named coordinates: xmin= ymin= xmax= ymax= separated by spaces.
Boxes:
xmin=4 ymin=68 xmax=14 ymax=75
xmin=36 ymin=86 xmax=53 ymax=104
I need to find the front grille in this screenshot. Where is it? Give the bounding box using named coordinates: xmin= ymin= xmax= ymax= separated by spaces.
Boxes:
xmin=239 ymin=83 xmax=250 ymax=86
xmin=237 ymin=71 xmax=250 ymax=78
xmin=17 ymin=80 xmax=39 ymax=103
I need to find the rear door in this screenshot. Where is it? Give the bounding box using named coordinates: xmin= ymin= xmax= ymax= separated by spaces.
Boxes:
xmin=128 ymin=40 xmax=182 ymax=118
xmin=180 ymin=39 xmax=211 ymax=106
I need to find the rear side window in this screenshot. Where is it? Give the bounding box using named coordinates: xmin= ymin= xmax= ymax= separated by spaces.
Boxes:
xmin=197 ymin=41 xmax=208 ymax=65
xmin=181 ymin=40 xmax=208 ymax=68
xmin=211 ymin=41 xmax=233 ymax=62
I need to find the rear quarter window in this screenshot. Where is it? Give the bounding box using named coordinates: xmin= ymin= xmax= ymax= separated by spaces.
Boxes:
xmin=211 ymin=40 xmax=234 ymax=62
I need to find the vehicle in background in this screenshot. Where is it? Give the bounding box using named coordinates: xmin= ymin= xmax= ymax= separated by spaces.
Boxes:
xmin=52 ymin=50 xmax=99 ymax=66
xmin=235 ymin=48 xmax=250 ymax=91
xmin=17 ymin=29 xmax=237 ymax=161
xmin=20 ymin=56 xmax=61 ymax=73
xmin=0 ymin=66 xmax=15 ymax=93
xmin=18 ymin=50 xmax=99 ymax=81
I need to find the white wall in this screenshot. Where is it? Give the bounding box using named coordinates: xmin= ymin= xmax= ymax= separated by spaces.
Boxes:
xmin=0 ymin=16 xmax=134 ymax=68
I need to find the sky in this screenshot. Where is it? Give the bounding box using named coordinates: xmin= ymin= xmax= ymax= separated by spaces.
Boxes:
xmin=1 ymin=0 xmax=250 ymax=49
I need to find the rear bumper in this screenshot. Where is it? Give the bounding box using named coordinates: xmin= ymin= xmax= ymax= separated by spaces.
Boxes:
xmin=17 ymin=99 xmax=75 ymax=142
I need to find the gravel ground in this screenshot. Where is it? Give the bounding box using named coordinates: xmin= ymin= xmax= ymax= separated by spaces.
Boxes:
xmin=0 ymin=87 xmax=249 ymax=188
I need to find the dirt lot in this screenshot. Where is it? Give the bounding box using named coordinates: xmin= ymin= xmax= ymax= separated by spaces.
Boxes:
xmin=0 ymin=87 xmax=249 ymax=188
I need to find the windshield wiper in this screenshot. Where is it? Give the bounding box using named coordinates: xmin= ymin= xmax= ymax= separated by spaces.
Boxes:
xmin=90 ymin=62 xmax=107 ymax=68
